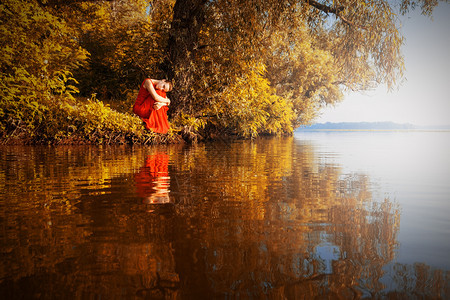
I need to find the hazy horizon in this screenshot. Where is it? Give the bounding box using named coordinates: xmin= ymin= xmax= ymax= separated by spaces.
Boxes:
xmin=317 ymin=3 xmax=450 ymax=127
xmin=297 ymin=121 xmax=450 ymax=130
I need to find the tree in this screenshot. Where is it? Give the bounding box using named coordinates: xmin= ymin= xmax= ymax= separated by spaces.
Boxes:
xmin=0 ymin=0 xmax=88 ymax=134
xmin=163 ymin=0 xmax=444 ymax=136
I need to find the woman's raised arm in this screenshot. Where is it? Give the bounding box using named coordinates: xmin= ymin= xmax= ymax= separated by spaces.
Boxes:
xmin=143 ymin=79 xmax=170 ymax=104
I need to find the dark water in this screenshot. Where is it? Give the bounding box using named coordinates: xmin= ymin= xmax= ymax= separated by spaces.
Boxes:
xmin=1 ymin=132 xmax=449 ymax=299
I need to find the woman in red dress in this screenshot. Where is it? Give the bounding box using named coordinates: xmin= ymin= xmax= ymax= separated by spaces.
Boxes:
xmin=133 ymin=78 xmax=173 ymax=134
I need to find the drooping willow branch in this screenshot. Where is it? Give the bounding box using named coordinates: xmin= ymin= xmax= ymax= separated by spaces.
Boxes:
xmin=306 ymin=0 xmax=367 ymax=29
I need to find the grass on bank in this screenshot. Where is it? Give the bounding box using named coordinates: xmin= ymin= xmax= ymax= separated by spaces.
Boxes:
xmin=0 ymin=94 xmax=178 ymax=145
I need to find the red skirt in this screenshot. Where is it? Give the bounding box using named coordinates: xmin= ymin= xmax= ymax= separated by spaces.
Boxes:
xmin=133 ymin=91 xmax=170 ymax=134
xmin=143 ymin=106 xmax=170 ymax=134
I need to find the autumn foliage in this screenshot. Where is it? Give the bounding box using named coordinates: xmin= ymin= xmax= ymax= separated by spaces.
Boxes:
xmin=0 ymin=0 xmax=443 ymax=143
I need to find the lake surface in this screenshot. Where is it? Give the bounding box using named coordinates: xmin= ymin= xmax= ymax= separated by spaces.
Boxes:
xmin=1 ymin=132 xmax=449 ymax=298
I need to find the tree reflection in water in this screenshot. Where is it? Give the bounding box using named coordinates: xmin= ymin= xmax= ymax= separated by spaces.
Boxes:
xmin=169 ymin=139 xmax=401 ymax=298
xmin=0 ymin=140 xmax=448 ymax=299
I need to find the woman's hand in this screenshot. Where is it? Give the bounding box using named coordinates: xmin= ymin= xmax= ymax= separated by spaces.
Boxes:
xmin=153 ymin=102 xmax=166 ymax=110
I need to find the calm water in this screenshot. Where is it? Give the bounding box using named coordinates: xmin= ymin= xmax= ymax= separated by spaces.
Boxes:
xmin=1 ymin=132 xmax=449 ymax=299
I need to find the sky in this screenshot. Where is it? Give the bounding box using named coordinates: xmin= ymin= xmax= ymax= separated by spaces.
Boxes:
xmin=317 ymin=3 xmax=450 ymax=126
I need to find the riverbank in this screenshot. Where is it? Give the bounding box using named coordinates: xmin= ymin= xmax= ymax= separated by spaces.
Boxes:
xmin=1 ymin=96 xmax=184 ymax=146
xmin=1 ymin=94 xmax=289 ymax=145
xmin=1 ymin=129 xmax=180 ymax=145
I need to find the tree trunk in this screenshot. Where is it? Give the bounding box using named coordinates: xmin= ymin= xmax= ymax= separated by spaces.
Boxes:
xmin=163 ymin=0 xmax=208 ymax=116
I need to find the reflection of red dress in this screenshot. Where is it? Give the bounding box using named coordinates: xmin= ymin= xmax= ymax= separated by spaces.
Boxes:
xmin=134 ymin=153 xmax=170 ymax=204
xmin=133 ymin=79 xmax=170 ymax=134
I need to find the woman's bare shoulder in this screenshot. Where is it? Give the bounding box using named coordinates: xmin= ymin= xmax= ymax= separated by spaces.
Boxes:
xmin=142 ymin=78 xmax=154 ymax=89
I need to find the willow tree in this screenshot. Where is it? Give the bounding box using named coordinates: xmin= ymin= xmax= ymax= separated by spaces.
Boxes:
xmin=160 ymin=0 xmax=443 ymax=137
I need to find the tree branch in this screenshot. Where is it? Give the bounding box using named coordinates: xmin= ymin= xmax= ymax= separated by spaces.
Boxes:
xmin=306 ymin=0 xmax=366 ymax=29
xmin=307 ymin=0 xmax=344 ymax=14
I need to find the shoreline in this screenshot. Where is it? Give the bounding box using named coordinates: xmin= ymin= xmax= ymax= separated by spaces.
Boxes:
xmin=0 ymin=131 xmax=183 ymax=146
xmin=296 ymin=129 xmax=450 ymax=133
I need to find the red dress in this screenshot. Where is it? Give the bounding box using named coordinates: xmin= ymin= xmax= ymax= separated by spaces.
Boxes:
xmin=133 ymin=79 xmax=170 ymax=134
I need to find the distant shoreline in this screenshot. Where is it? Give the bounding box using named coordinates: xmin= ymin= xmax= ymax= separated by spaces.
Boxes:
xmin=297 ymin=122 xmax=450 ymax=132
xmin=297 ymin=129 xmax=450 ymax=132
